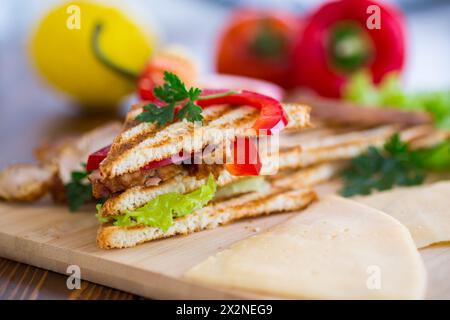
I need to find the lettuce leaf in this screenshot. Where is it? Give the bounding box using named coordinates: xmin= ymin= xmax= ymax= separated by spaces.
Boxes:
xmin=97 ymin=174 xmax=217 ymax=231
xmin=343 ymin=71 xmax=450 ymax=128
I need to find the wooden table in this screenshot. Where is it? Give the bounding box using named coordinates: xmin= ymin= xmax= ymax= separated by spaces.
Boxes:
xmin=0 ymin=39 xmax=137 ymax=300
xmin=0 ymin=258 xmax=136 ymax=299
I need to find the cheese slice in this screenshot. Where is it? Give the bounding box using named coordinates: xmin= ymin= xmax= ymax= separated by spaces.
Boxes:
xmin=355 ymin=181 xmax=450 ymax=249
xmin=185 ymin=196 xmax=426 ymax=299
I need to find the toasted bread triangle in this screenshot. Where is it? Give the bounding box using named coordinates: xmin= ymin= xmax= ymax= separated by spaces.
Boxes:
xmin=99 ymin=103 xmax=311 ymax=178
xmin=97 ymin=187 xmax=317 ymax=249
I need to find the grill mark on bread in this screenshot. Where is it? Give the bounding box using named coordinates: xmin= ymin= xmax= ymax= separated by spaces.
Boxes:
xmin=106 ymin=105 xmax=230 ymax=163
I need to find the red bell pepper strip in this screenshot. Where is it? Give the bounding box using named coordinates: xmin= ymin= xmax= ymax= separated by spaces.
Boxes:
xmin=226 ymin=137 xmax=262 ymax=176
xmin=86 ymin=145 xmax=111 ymax=171
xmin=197 ymin=89 xmax=288 ymax=135
xmin=292 ymin=0 xmax=405 ymax=97
xmin=196 ymin=89 xmax=287 ymax=176
xmin=140 ymin=153 xmax=188 ymax=171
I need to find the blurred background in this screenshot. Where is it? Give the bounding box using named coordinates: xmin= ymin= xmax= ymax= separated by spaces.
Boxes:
xmin=0 ymin=0 xmax=449 ymax=167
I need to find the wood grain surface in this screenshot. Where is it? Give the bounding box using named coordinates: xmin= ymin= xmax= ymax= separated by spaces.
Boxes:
xmin=0 ymin=199 xmax=449 ymax=300
xmin=0 ymin=258 xmax=136 ymax=300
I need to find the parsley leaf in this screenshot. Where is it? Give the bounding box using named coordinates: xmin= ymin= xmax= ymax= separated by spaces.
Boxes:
xmin=136 ymin=103 xmax=175 ymax=127
xmin=340 ymin=134 xmax=426 ymax=197
xmin=65 ymin=163 xmax=92 ymax=212
xmin=154 ymin=71 xmax=190 ymax=102
xmin=177 ymin=100 xmax=203 ymax=123
xmin=137 ymin=71 xmax=204 ymax=126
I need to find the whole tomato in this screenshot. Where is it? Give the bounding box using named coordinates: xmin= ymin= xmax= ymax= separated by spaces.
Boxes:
xmin=216 ymin=8 xmax=302 ymax=88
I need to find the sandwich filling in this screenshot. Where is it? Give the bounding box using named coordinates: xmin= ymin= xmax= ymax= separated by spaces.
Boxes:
xmin=96 ymin=174 xmax=271 ymax=231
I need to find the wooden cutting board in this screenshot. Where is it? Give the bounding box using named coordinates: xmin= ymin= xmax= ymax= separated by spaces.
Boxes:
xmin=0 ymin=199 xmax=449 ymax=300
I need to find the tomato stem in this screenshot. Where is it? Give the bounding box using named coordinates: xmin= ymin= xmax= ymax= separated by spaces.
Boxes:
xmin=91 ymin=22 xmax=139 ymax=81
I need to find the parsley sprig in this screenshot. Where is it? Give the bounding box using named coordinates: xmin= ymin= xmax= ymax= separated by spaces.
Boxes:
xmin=136 ymin=71 xmax=235 ymax=127
xmin=340 ymin=134 xmax=450 ymax=197
xmin=65 ymin=163 xmax=93 ymax=212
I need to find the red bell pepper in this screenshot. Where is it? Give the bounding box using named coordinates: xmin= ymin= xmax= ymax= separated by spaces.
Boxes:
xmin=292 ymin=0 xmax=405 ymax=97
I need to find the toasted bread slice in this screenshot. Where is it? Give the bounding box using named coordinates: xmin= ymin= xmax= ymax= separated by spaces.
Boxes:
xmin=266 ymin=125 xmax=433 ymax=173
xmin=280 ymin=124 xmax=398 ymax=151
xmin=292 ymin=94 xmax=432 ymax=127
xmin=269 ymin=161 xmax=346 ymax=189
xmin=97 ymin=187 xmax=317 ymax=249
xmin=100 ymin=103 xmax=310 ymax=178
xmin=408 ymin=129 xmax=450 ymax=149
